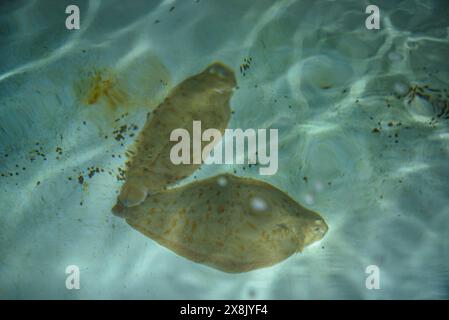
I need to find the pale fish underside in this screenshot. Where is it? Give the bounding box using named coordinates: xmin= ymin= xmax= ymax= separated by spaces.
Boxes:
xmin=118 ymin=62 xmax=236 ymax=207
xmin=113 ymin=174 xmax=328 ymax=273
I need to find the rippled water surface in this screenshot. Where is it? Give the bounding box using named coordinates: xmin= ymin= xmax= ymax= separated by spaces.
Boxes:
xmin=1 ymin=0 xmax=449 ymax=299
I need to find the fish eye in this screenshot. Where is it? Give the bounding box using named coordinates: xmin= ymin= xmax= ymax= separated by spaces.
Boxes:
xmin=208 ymin=64 xmax=229 ymax=78
xmin=312 ymin=220 xmax=325 ymax=232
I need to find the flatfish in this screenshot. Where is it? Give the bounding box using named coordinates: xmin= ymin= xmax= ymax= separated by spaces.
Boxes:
xmin=118 ymin=62 xmax=236 ymax=207
xmin=113 ymin=174 xmax=328 ymax=273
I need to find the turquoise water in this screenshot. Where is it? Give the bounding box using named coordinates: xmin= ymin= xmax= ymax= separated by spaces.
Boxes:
xmin=0 ymin=0 xmax=448 ymax=299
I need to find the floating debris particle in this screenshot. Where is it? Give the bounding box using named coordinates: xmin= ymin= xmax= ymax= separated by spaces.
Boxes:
xmin=239 ymin=57 xmax=252 ymax=77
